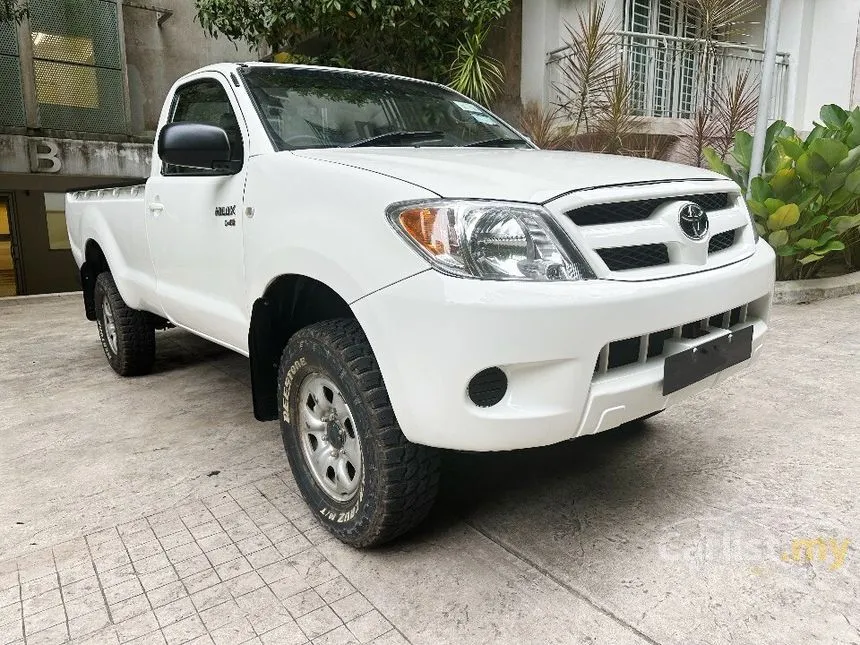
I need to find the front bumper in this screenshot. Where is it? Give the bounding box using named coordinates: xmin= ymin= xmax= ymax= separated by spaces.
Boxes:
xmin=352 ymin=242 xmax=775 ymax=451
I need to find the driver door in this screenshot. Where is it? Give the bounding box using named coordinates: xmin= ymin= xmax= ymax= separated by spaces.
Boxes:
xmin=145 ymin=75 xmax=250 ymax=351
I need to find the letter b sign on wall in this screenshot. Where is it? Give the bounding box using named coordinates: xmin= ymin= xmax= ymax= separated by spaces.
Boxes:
xmin=29 ymin=140 xmax=62 ymax=173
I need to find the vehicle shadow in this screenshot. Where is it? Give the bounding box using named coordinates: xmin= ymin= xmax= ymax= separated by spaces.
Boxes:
xmin=149 ymin=328 xmax=245 ymax=376
xmin=399 ymin=421 xmax=667 ymax=545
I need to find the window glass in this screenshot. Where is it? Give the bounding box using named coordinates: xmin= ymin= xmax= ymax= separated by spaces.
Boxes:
xmin=165 ymin=78 xmax=244 ymax=175
xmin=44 ymin=193 xmax=70 ymax=250
xmin=0 ymin=202 xmax=9 ymax=236
xmin=240 ymin=67 xmax=528 ymax=150
xmin=0 ymin=201 xmax=16 ymax=296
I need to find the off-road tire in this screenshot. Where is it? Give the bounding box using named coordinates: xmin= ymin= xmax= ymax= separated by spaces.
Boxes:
xmin=94 ymin=272 xmax=155 ymax=376
xmin=279 ymin=318 xmax=440 ymax=547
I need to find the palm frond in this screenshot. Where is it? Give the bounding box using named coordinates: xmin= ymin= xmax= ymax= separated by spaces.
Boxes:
xmin=448 ymin=24 xmax=505 ymax=107
xmin=683 ymin=108 xmax=715 ymax=166
xmin=593 ymin=68 xmax=641 ymax=154
xmin=680 ymin=0 xmax=758 ymax=41
xmin=555 ymin=1 xmax=618 ymax=133
xmin=683 ymin=69 xmax=758 ymax=165
xmin=519 ymin=101 xmax=573 ymax=149
xmin=711 ymin=68 xmax=759 ymax=158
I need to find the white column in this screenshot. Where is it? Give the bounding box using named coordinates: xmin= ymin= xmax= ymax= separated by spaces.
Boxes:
xmin=520 ymin=0 xmax=561 ymax=106
xmin=748 ymin=0 xmax=783 ymax=189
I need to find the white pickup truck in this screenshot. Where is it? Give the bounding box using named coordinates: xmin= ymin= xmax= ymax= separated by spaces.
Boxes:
xmin=67 ymin=63 xmax=775 ymax=547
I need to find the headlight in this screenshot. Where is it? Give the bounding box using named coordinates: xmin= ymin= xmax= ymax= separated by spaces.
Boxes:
xmin=387 ymin=200 xmax=594 ymax=281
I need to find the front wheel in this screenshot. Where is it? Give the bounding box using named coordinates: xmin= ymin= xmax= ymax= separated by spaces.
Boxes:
xmin=279 ymin=319 xmax=439 ymax=547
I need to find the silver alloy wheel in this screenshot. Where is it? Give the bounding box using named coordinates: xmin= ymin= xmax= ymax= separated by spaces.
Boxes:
xmin=296 ymin=373 xmax=363 ymax=502
xmin=102 ymin=300 xmax=118 ymax=354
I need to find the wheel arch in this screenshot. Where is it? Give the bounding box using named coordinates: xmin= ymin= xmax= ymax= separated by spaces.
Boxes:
xmin=248 ymin=274 xmax=359 ymax=421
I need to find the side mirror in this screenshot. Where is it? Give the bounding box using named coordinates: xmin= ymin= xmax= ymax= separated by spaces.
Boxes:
xmin=157 ymin=122 xmax=234 ymax=172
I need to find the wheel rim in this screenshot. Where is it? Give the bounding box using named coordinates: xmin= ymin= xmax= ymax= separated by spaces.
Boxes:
xmin=102 ymin=300 xmax=118 ymax=354
xmin=296 ymin=373 xmax=363 ymax=502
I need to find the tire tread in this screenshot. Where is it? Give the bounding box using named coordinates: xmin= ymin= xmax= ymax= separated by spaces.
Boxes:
xmin=94 ymin=272 xmax=155 ymax=376
xmin=280 ymin=318 xmax=439 ymax=547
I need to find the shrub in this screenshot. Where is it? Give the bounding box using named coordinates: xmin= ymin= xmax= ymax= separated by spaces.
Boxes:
xmin=705 ymin=105 xmax=860 ymax=280
xmin=194 ymin=0 xmax=511 ymax=95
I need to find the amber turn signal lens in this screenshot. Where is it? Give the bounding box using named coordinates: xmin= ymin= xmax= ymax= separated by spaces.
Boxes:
xmin=399 ymin=208 xmax=444 ymax=255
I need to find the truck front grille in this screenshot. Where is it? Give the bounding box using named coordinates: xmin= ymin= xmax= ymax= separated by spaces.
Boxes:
xmin=567 ymin=193 xmax=730 ymax=226
xmin=594 ymin=303 xmax=751 ymax=374
xmin=596 ymin=244 xmax=670 ymax=271
xmin=708 ymin=229 xmax=738 ymax=253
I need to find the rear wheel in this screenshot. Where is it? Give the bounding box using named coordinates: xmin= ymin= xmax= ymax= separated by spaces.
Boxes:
xmin=279 ymin=318 xmax=439 ymax=547
xmin=94 ymin=272 xmax=155 ymax=376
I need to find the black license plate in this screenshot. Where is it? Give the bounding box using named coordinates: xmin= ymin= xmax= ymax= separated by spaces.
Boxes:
xmin=662 ymin=325 xmax=754 ymax=395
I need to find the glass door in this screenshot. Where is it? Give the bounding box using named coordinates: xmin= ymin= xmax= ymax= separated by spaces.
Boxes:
xmin=0 ymin=197 xmax=19 ymax=296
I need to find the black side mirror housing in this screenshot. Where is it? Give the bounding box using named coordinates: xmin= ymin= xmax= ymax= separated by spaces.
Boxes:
xmin=157 ymin=122 xmax=235 ymax=172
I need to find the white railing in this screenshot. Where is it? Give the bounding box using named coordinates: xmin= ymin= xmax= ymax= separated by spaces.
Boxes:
xmin=546 ymin=31 xmax=790 ymax=121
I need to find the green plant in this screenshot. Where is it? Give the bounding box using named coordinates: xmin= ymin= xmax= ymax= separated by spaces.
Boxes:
xmin=556 ymin=2 xmax=617 ymax=133
xmin=517 ymin=101 xmax=678 ymax=160
xmin=685 ymin=70 xmax=759 ymax=166
xmin=705 ymin=105 xmax=860 ymax=279
xmin=194 ymin=0 xmax=511 ymax=84
xmin=0 ymin=0 xmax=26 ymax=22
xmin=448 ymin=21 xmax=505 ymax=105
xmin=548 ymin=2 xmax=645 ymax=154
xmin=518 ymin=102 xmax=573 ymax=150
xmin=680 ymin=0 xmax=758 ymax=41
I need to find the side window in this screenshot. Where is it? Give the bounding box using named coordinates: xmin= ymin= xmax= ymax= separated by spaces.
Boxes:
xmin=163 ymin=78 xmax=245 ymax=176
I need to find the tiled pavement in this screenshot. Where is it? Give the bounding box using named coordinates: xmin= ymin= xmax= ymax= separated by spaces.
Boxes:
xmin=0 ymin=473 xmax=408 ymax=645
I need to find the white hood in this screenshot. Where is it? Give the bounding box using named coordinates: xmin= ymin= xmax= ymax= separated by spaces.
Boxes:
xmin=291 ymin=147 xmax=725 ymax=203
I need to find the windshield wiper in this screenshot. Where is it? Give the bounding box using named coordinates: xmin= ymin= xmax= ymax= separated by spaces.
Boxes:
xmin=346 ymin=130 xmax=445 ymax=148
xmin=465 ymin=137 xmax=530 ymax=148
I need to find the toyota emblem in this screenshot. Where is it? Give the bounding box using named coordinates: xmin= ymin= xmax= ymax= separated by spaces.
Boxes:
xmin=678 ymin=203 xmax=709 ymax=240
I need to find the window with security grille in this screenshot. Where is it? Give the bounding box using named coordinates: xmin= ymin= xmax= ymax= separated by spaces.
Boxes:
xmin=0 ymin=20 xmax=26 ymax=127
xmin=29 ymin=0 xmax=126 ymax=133
xmin=623 ymin=0 xmax=701 ymax=118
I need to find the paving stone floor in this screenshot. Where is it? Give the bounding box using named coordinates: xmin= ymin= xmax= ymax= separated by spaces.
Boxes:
xmin=1 ymin=473 xmax=405 ymax=645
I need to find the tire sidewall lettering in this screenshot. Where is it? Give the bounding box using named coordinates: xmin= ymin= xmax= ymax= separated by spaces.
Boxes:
xmin=94 ymin=285 xmax=117 ymax=363
xmin=282 ymin=356 xmax=307 ymax=420
xmin=320 ymin=479 xmax=364 ymax=524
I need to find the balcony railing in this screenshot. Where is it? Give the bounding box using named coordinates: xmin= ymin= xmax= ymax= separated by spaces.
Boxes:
xmin=546 ymin=31 xmax=790 ymax=122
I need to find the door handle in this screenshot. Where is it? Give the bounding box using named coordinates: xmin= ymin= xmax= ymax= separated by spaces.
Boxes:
xmin=148 ymin=202 xmax=164 ymax=215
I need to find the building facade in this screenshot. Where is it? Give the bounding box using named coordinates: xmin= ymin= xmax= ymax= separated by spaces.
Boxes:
xmin=523 ymin=0 xmax=860 ymax=134
xmin=0 ymin=0 xmax=256 ymax=296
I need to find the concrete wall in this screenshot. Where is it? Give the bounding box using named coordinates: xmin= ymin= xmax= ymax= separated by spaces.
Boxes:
xmin=0 ymin=134 xmax=150 ymax=178
xmin=122 ymin=0 xmax=260 ymax=135
xmin=777 ymin=0 xmax=860 ymax=131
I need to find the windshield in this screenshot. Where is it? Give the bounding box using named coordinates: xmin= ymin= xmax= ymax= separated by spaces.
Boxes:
xmin=240 ymin=66 xmax=531 ymax=151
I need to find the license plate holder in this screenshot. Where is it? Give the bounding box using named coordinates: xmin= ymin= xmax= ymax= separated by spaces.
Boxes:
xmin=662 ymin=325 xmax=754 ymax=395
